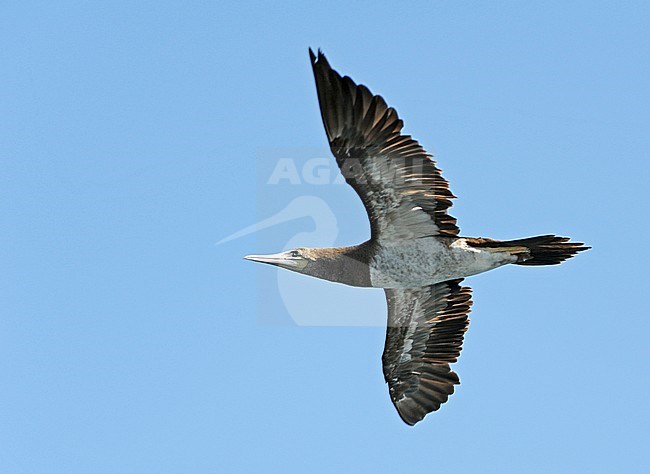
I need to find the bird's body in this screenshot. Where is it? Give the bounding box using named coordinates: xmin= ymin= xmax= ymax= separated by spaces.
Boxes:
xmin=245 ymin=49 xmax=589 ymax=425
xmin=369 ymin=237 xmax=517 ymax=288
xmin=291 ymin=238 xmax=518 ymax=288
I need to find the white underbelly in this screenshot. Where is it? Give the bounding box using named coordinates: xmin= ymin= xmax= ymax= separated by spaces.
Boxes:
xmin=368 ymin=238 xmax=516 ymax=288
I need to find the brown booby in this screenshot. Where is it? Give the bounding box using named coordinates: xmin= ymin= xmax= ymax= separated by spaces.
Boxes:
xmin=245 ymin=49 xmax=589 ymax=425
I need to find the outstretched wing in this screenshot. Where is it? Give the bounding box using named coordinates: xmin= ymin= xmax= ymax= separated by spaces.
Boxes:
xmin=309 ymin=48 xmax=459 ymax=240
xmin=383 ymin=280 xmax=472 ymax=425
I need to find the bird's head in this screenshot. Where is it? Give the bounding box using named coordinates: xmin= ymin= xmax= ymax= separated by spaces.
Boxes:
xmin=244 ymin=245 xmax=368 ymax=286
xmin=244 ymin=248 xmax=313 ymax=273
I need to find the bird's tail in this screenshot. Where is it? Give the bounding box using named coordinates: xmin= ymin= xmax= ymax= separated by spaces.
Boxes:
xmin=466 ymin=235 xmax=590 ymax=266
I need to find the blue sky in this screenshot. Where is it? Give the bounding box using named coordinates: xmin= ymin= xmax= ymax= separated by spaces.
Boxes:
xmin=2 ymin=1 xmax=649 ymax=472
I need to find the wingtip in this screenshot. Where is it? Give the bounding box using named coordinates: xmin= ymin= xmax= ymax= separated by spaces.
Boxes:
xmin=308 ymin=47 xmax=329 ymax=68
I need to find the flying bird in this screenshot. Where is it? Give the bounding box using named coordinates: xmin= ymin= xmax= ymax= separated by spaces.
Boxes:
xmin=245 ymin=49 xmax=589 ymax=425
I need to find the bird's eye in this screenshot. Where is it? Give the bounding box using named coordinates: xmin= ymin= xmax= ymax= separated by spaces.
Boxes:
xmin=290 ymin=250 xmax=300 ymax=257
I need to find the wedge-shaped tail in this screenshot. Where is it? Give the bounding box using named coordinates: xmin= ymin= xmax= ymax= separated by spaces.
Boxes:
xmin=467 ymin=235 xmax=590 ymax=266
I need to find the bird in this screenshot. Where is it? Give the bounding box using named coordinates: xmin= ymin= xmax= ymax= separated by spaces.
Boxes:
xmin=244 ymin=49 xmax=589 ymax=425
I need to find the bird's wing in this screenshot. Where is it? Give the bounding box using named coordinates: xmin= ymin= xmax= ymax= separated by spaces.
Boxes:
xmin=383 ymin=280 xmax=472 ymax=425
xmin=309 ymin=49 xmax=459 ymax=240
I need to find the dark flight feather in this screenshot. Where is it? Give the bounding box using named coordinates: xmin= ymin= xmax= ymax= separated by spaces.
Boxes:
xmin=309 ymin=48 xmax=459 ymax=240
xmin=383 ymin=280 xmax=472 ymax=425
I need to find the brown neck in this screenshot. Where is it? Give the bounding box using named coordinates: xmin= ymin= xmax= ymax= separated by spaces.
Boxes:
xmin=301 ymin=242 xmax=374 ymax=287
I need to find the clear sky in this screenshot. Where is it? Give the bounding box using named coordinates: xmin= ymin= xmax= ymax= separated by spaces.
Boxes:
xmin=2 ymin=1 xmax=649 ymax=472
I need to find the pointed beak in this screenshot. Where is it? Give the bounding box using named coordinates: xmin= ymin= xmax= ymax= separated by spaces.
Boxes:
xmin=243 ymin=251 xmax=307 ymax=270
xmin=243 ymin=253 xmax=286 ymax=265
